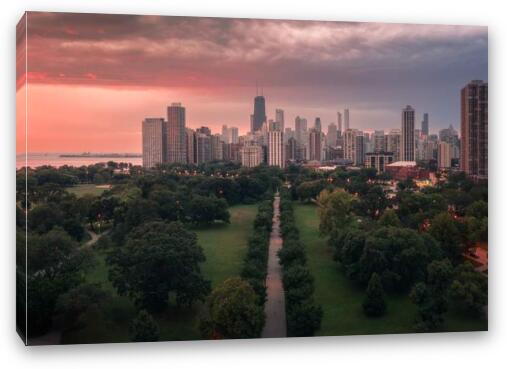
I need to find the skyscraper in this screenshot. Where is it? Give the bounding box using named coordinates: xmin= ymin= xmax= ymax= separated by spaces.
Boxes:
xmin=268 ymin=130 xmax=285 ymax=168
xmin=167 ymin=103 xmax=187 ymax=163
xmin=374 ymin=130 xmax=385 ymax=153
xmin=295 ymin=116 xmax=308 ymax=145
xmin=309 ymin=128 xmax=322 ymax=161
xmin=185 ymin=128 xmax=196 ymax=164
xmin=314 ymin=117 xmax=322 ymax=132
xmin=252 ymin=95 xmax=266 ymax=132
xmin=421 ymin=113 xmax=429 ymax=136
xmin=439 ymin=125 xmax=460 ymax=159
xmin=142 ymin=118 xmax=166 ymax=168
xmin=438 ymin=141 xmax=452 ymax=169
xmin=230 ymin=127 xmax=239 ymax=144
xmin=355 ymin=133 xmax=365 ymax=166
xmin=221 ymin=125 xmax=229 ymax=143
xmin=401 ymin=105 xmax=415 ymax=161
xmin=460 ymin=80 xmax=488 ymax=178
xmin=337 ymin=112 xmax=343 ymax=134
xmin=286 ymin=137 xmax=297 ymax=162
xmin=241 ymin=144 xmax=263 ymax=168
xmin=387 ymin=129 xmax=401 ymax=161
xmin=275 ymin=109 xmax=285 ymax=131
xmin=344 ymin=129 xmax=357 ymax=164
xmin=196 ymin=132 xmax=212 ymax=164
xmin=344 ymin=108 xmax=350 ymax=130
xmin=326 ymin=123 xmax=338 ymax=147
xmin=211 ymin=134 xmax=224 ymax=161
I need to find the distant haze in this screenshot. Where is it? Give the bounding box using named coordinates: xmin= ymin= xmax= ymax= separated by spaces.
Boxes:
xmin=16 ymin=12 xmax=487 ymax=153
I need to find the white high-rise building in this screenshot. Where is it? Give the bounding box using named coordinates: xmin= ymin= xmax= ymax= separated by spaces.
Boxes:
xmin=401 ymin=105 xmax=415 ymax=161
xmin=142 ymin=118 xmax=166 ymax=168
xmin=268 ymin=130 xmax=285 ymax=168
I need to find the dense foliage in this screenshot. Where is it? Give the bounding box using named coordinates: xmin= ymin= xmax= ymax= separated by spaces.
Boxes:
xmin=240 ymin=196 xmax=274 ymax=305
xmin=279 ymin=189 xmax=322 ymax=336
xmin=200 ymin=277 xmax=265 ymax=339
xmin=108 ymin=221 xmax=211 ymax=312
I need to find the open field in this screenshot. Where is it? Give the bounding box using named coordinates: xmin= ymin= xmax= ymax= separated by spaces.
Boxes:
xmin=61 ymin=204 xmax=258 ymax=344
xmin=66 ymin=184 xmax=110 ymax=198
xmin=293 ymin=203 xmax=488 ymax=337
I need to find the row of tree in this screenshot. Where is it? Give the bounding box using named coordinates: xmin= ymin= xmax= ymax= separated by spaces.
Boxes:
xmin=278 ymin=189 xmax=323 ymax=336
xmin=199 ymin=197 xmax=275 ymax=339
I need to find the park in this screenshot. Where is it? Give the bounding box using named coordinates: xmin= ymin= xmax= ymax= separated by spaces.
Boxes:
xmin=16 ymin=162 xmax=488 ymax=344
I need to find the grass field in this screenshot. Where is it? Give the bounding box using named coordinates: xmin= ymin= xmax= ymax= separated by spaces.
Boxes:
xmin=66 ymin=184 xmax=110 ymax=198
xmin=61 ymin=204 xmax=258 ymax=344
xmin=293 ymin=203 xmax=488 ymax=337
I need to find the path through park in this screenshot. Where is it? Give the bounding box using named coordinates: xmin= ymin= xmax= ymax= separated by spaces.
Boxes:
xmin=261 ymin=194 xmax=287 ymax=338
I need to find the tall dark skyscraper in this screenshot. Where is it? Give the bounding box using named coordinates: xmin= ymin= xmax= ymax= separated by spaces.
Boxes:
xmin=252 ymin=95 xmax=266 ymax=132
xmin=421 ymin=113 xmax=429 ymax=136
xmin=314 ymin=117 xmax=322 ymax=132
xmin=401 ymin=105 xmax=415 ymax=161
xmin=460 ymin=80 xmax=488 ymax=179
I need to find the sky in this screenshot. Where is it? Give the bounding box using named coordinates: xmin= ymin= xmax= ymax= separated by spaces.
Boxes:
xmin=16 ymin=12 xmax=488 ymax=153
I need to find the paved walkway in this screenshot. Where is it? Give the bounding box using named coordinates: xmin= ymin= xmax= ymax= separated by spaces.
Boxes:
xmin=261 ymin=194 xmax=287 ymax=338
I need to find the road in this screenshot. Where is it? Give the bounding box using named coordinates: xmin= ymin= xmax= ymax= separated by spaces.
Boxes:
xmin=261 ymin=194 xmax=287 ymax=338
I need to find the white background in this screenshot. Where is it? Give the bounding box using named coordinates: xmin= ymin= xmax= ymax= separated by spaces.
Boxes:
xmin=1 ymin=0 xmax=507 ymax=368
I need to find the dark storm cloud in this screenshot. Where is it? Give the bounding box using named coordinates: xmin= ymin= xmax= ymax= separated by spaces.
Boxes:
xmin=21 ymin=11 xmax=487 ymax=91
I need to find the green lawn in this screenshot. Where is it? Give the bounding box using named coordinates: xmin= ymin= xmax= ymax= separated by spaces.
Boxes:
xmin=66 ymin=184 xmax=109 ymax=198
xmin=61 ymin=204 xmax=258 ymax=344
xmin=293 ymin=203 xmax=487 ymax=337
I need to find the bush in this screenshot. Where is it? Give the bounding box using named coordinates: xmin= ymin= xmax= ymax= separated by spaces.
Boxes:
xmin=362 ymin=273 xmax=387 ymax=317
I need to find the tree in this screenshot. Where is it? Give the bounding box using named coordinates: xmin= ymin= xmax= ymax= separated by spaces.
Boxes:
xmin=449 ymin=262 xmax=488 ymax=317
xmin=377 ymin=209 xmax=402 ymax=227
xmin=129 ymin=310 xmax=160 ymax=342
xmin=429 ymin=212 xmax=464 ymax=263
xmin=296 ymin=180 xmax=326 ymax=202
xmin=360 ymin=227 xmax=430 ymax=291
xmin=355 ymin=186 xmax=389 ymax=219
xmin=363 ymin=273 xmax=387 ymax=317
xmin=55 ymin=283 xmax=109 ymax=331
xmin=200 ymin=278 xmax=264 ymax=339
xmin=27 ymin=204 xmax=63 ymax=234
xmin=188 ymin=195 xmax=230 ymax=225
xmin=316 ymin=188 xmax=355 ymax=236
xmin=108 ymin=221 xmax=210 ymax=312
xmin=287 ymin=299 xmax=323 ymax=337
xmin=26 ymin=227 xmax=90 ymax=336
xmin=410 ymin=259 xmax=453 ymax=332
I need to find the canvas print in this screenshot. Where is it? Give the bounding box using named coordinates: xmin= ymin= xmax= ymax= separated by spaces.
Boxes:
xmin=16 ymin=11 xmax=488 ymax=345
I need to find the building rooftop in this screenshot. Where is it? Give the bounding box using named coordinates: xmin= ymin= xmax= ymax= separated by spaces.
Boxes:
xmin=386 ymin=161 xmax=417 ymax=167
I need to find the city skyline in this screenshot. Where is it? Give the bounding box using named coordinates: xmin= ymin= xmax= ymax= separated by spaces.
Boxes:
xmin=16 ymin=12 xmax=487 ymax=153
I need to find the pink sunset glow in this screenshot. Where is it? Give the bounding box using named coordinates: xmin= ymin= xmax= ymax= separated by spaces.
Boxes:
xmin=16 ymin=12 xmax=487 ymax=154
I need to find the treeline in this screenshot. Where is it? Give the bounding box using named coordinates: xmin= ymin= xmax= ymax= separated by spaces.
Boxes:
xmin=199 ymin=194 xmax=274 ymax=340
xmin=278 ymin=189 xmax=323 ymax=336
xmin=241 ymin=195 xmax=274 ymax=306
